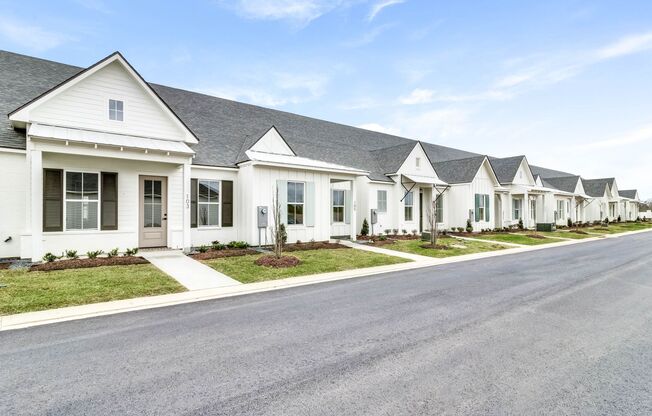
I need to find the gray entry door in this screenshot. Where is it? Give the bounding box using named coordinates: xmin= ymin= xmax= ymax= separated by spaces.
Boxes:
xmin=139 ymin=176 xmax=168 ymax=248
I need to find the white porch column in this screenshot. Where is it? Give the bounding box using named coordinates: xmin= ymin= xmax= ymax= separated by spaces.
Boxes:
xmin=350 ymin=179 xmax=357 ymax=240
xmin=523 ymin=190 xmax=529 ymax=229
xmin=182 ymin=162 xmax=192 ymax=251
xmin=30 ymin=149 xmax=43 ymax=261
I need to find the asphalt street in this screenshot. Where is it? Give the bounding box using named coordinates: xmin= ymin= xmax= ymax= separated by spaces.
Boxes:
xmin=1 ymin=233 xmax=651 ymax=415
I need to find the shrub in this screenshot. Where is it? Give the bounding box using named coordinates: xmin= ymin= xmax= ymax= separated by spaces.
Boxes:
xmin=384 ymin=229 xmax=391 ymax=235
xmin=567 ymin=218 xmax=573 ymax=228
xmin=64 ymin=250 xmax=78 ymax=259
xmin=296 ymin=240 xmax=302 ymax=245
xmin=124 ymin=248 xmax=139 ymax=257
xmin=411 ymin=229 xmax=418 ymax=236
xmin=43 ymin=252 xmax=58 ymax=263
xmin=227 ymin=241 xmax=249 ymax=249
xmin=197 ymin=245 xmax=209 ymax=253
xmin=279 ymin=224 xmax=288 ymax=244
xmin=466 ymin=219 xmax=473 ymax=233
xmin=211 ymin=241 xmax=226 ymax=250
xmin=604 ymin=217 xmax=610 ymax=225
xmin=401 ymin=229 xmax=408 ymax=235
xmin=107 ymin=248 xmax=119 ymax=258
xmin=636 ymin=216 xmax=641 ymax=222
xmin=378 ymin=235 xmax=387 ymax=241
xmin=392 ymin=229 xmax=398 ymax=235
xmin=360 ymin=219 xmax=369 ymax=236
xmin=86 ymin=250 xmax=103 ymax=259
xmin=617 ymin=215 xmax=621 ymax=223
xmin=517 ymin=218 xmax=524 ymax=230
xmin=456 ymin=227 xmax=464 ymax=233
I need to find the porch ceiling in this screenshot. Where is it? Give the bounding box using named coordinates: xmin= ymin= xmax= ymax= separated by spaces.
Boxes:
xmin=401 ymin=173 xmax=448 ymax=187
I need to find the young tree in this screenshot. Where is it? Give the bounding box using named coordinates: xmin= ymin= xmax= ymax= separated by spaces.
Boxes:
xmin=360 ymin=218 xmax=369 ymax=236
xmin=271 ymin=186 xmax=286 ymax=259
xmin=425 ymin=199 xmax=439 ymax=246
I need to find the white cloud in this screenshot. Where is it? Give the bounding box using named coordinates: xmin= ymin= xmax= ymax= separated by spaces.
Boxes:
xmin=343 ymin=23 xmax=395 ymax=47
xmin=367 ymin=0 xmax=405 ymax=21
xmin=595 ymin=32 xmax=652 ymax=60
xmin=224 ymin=0 xmax=349 ymax=25
xmin=399 ymin=88 xmax=435 ymax=105
xmin=356 ymin=123 xmax=401 ymax=135
xmin=0 ymin=17 xmax=72 ymax=51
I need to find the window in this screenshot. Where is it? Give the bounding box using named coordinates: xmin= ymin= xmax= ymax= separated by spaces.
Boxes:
xmin=143 ymin=179 xmax=162 ymax=228
xmin=65 ymin=172 xmax=99 ymax=230
xmin=478 ymin=196 xmax=486 ymax=221
xmin=529 ymin=199 xmax=536 ymax=222
xmin=435 ymin=195 xmax=443 ymax=223
xmin=513 ymin=198 xmax=522 ymax=220
xmin=287 ymin=182 xmax=305 ymax=225
xmin=109 ymin=99 xmax=124 ymax=121
xmin=332 ymin=189 xmax=345 ymax=223
xmin=404 ymin=191 xmax=414 ymax=221
xmin=415 ymin=157 xmax=421 ymax=169
xmin=101 ymin=173 xmax=118 ymax=230
xmin=377 ymin=190 xmax=387 ymax=213
xmin=198 ymin=180 xmax=220 ymax=227
xmin=43 ymin=169 xmax=63 ymax=232
xmin=557 ymin=200 xmax=565 ymax=219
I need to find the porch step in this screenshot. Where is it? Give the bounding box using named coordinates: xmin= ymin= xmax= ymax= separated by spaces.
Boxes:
xmin=141 ymin=250 xmax=241 ymax=290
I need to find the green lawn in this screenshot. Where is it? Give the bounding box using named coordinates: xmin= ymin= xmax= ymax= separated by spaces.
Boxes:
xmin=585 ymin=222 xmax=652 ymax=234
xmin=467 ymin=233 xmax=566 ymax=246
xmin=381 ymin=238 xmax=506 ymax=258
xmin=0 ymin=264 xmax=185 ymax=315
xmin=535 ymin=230 xmax=598 ymax=240
xmin=203 ymin=249 xmax=410 ymax=284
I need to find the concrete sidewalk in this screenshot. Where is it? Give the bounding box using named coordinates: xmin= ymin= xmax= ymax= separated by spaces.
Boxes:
xmin=2 ymin=227 xmax=651 ymax=331
xmin=141 ymin=250 xmax=240 ymax=290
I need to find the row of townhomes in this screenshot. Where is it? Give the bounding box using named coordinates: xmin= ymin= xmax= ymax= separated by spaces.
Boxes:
xmin=0 ymin=51 xmax=645 ymax=261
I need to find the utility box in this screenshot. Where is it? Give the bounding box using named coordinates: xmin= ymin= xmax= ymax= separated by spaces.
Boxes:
xmin=257 ymin=206 xmax=268 ymax=228
xmin=536 ymin=223 xmax=556 ymax=232
xmin=370 ymin=209 xmax=378 ymax=225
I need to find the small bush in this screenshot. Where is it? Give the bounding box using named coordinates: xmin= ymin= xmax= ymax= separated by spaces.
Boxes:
xmin=456 ymin=227 xmax=464 ymax=233
xmin=636 ymin=216 xmax=641 ymax=222
xmin=411 ymin=229 xmax=418 ymax=236
xmin=43 ymin=252 xmax=58 ymax=263
xmin=279 ymin=224 xmax=288 ymax=244
xmin=211 ymin=241 xmax=226 ymax=250
xmin=107 ymin=248 xmax=119 ymax=258
xmin=197 ymin=245 xmax=209 ymax=253
xmin=378 ymin=235 xmax=387 ymax=241
xmin=227 ymin=241 xmax=249 ymax=249
xmin=86 ymin=250 xmax=103 ymax=259
xmin=124 ymin=248 xmax=139 ymax=257
xmin=466 ymin=219 xmax=473 ymax=233
xmin=383 ymin=228 xmax=391 ymax=235
xmin=64 ymin=250 xmax=78 ymax=259
xmin=517 ymin=218 xmax=524 ymax=230
xmin=392 ymin=228 xmax=398 ymax=235
xmin=604 ymin=217 xmax=610 ymax=225
xmin=401 ymin=229 xmax=408 ymax=235
xmin=567 ymin=218 xmax=573 ymax=228
xmin=617 ymin=215 xmax=621 ymax=223
xmin=296 ymin=240 xmax=302 ymax=245
xmin=360 ymin=219 xmax=369 ymax=236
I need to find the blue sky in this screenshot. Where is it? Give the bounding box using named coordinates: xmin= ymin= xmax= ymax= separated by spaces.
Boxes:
xmin=1 ymin=0 xmax=652 ymax=198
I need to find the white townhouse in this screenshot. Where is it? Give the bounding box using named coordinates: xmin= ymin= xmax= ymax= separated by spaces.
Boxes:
xmin=618 ymin=190 xmax=641 ymax=221
xmin=581 ymin=178 xmax=624 ymax=222
xmin=538 ymin=176 xmax=591 ymax=225
xmin=0 ymin=50 xmax=646 ymax=261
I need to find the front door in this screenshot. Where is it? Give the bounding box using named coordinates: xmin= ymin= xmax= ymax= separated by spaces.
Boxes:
xmin=139 ymin=176 xmax=167 ymax=248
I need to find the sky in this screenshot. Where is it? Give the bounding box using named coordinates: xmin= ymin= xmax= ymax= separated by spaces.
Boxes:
xmin=1 ymin=0 xmax=651 ymax=198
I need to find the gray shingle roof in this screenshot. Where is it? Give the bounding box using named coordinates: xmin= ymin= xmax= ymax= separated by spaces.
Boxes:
xmin=542 ymin=176 xmax=580 ymax=193
xmin=619 ymin=189 xmax=638 ymax=199
xmin=488 ymin=155 xmax=527 ymax=184
xmin=582 ymin=178 xmax=611 ymax=197
xmin=432 ymin=155 xmax=487 ymax=184
xmin=530 ymin=165 xmax=576 ymax=179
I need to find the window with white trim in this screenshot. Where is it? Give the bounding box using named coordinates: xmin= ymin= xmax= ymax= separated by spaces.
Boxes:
xmin=530 ymin=199 xmax=536 ymax=222
xmin=287 ymin=182 xmax=304 ymax=225
xmin=377 ymin=190 xmax=387 ymax=212
xmin=478 ymin=195 xmax=487 ymax=220
xmin=65 ymin=172 xmax=99 ymax=230
xmin=404 ymin=191 xmax=414 ymax=221
xmin=109 ymin=99 xmax=124 ymax=121
xmin=557 ymin=200 xmax=565 ymax=219
xmin=435 ymin=195 xmax=443 ymax=223
xmin=332 ymin=189 xmax=345 ymax=223
xmin=513 ymin=198 xmax=522 ymax=220
xmin=415 ymin=157 xmax=421 ymax=169
xmin=198 ymin=180 xmax=220 ymax=227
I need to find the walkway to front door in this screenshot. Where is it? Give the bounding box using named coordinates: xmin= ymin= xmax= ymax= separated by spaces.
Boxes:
xmin=141 ymin=250 xmax=241 ymax=290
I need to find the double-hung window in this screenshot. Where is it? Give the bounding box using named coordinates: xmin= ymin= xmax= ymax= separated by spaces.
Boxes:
xmin=109 ymin=99 xmax=124 ymax=121
xmin=332 ymin=189 xmax=345 ymax=223
xmin=65 ymin=172 xmax=99 ymax=230
xmin=435 ymin=195 xmax=444 ymax=223
xmin=287 ymin=182 xmax=305 ymax=225
xmin=404 ymin=191 xmax=414 ymax=221
xmin=478 ymin=196 xmax=486 ymax=220
xmin=198 ymin=180 xmax=220 ymax=227
xmin=513 ymin=198 xmax=522 ymax=220
xmin=557 ymin=200 xmax=565 ymax=219
xmin=377 ymin=190 xmax=387 ymax=213
xmin=530 ymin=199 xmax=536 ymax=222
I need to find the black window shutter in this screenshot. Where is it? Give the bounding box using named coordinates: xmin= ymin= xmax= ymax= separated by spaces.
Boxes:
xmin=101 ymin=172 xmax=118 ymax=230
xmin=43 ymin=169 xmax=63 ymax=232
xmin=191 ymin=178 xmax=198 ymax=228
xmin=222 ymin=180 xmax=233 ymax=227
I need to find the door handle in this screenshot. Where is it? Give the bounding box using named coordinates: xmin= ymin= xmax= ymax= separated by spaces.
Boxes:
xmin=163 ymin=214 xmax=168 ymax=221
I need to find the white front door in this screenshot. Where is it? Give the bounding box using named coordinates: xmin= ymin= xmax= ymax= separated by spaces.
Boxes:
xmin=139 ymin=176 xmax=167 ymax=248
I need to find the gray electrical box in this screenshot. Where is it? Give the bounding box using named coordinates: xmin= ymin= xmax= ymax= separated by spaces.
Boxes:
xmin=257 ymin=206 xmax=269 ymax=228
xmin=370 ymin=209 xmax=378 ymax=225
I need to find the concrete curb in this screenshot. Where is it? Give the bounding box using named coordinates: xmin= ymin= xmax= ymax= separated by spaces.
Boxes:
xmin=2 ymin=227 xmax=651 ymax=331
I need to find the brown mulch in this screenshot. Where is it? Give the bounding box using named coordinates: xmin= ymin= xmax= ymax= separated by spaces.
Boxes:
xmin=284 ymin=242 xmax=349 ymax=252
xmin=190 ymin=249 xmax=258 ymax=260
xmin=357 ymin=234 xmax=420 ymax=240
xmin=254 ymin=255 xmax=300 ymax=268
xmin=525 ymin=233 xmax=547 ymax=239
xmin=367 ymin=240 xmax=396 ymax=247
xmin=31 ymin=256 xmax=148 ymax=272
xmin=570 ymin=230 xmax=589 ymax=235
xmin=0 ymin=263 xmax=10 ymax=270
xmin=420 ymin=244 xmax=450 ymax=250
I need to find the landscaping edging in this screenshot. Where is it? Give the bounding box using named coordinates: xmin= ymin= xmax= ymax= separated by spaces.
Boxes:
xmin=30 ymin=256 xmax=148 ymax=272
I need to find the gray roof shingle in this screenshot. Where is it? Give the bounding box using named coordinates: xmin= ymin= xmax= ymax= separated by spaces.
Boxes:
xmin=582 ymin=178 xmax=612 ymax=197
xmin=618 ymin=189 xmax=638 ymax=199
xmin=488 ymin=155 xmax=527 ymax=184
xmin=530 ymin=165 xmax=576 ymax=179
xmin=432 ymin=155 xmax=487 ymax=184
xmin=542 ymin=176 xmax=580 ymax=193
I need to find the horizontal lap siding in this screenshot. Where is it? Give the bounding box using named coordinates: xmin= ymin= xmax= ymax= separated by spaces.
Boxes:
xmin=0 ymin=152 xmax=26 ymax=258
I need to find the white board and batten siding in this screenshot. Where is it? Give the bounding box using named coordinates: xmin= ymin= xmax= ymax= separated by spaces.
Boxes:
xmin=29 ymin=61 xmax=187 ymax=142
xmin=447 ymin=161 xmax=496 ymax=230
xmin=0 ymin=152 xmax=27 ymax=258
xmin=189 ymin=167 xmax=239 ymax=246
xmin=36 ymin=152 xmax=185 ymax=257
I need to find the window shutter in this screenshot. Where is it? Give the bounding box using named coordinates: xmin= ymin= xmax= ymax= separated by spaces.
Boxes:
xmin=474 ymin=194 xmax=480 ymax=222
xmin=43 ymin=169 xmax=63 ymax=232
xmin=305 ymin=181 xmax=315 ymax=227
xmin=484 ymin=194 xmax=490 ymax=222
xmin=191 ymin=178 xmax=197 ymax=228
xmin=222 ymin=180 xmax=233 ymax=227
xmin=276 ymin=180 xmax=287 ymax=225
xmin=101 ymin=172 xmax=118 ymax=230
xmin=344 ymin=189 xmax=352 ymax=225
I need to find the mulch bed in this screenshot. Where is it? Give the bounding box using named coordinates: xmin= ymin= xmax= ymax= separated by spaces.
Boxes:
xmin=0 ymin=263 xmax=10 ymax=270
xmin=284 ymin=242 xmax=349 ymax=252
xmin=367 ymin=240 xmax=396 ymax=247
xmin=254 ymin=255 xmax=300 ymax=268
xmin=190 ymin=249 xmax=258 ymax=260
xmin=524 ymin=233 xmax=547 ymax=239
xmin=420 ymin=244 xmax=450 ymax=250
xmin=30 ymin=256 xmax=148 ymax=272
xmin=358 ymin=234 xmax=420 ymax=241
xmin=570 ymin=230 xmax=589 ymax=235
